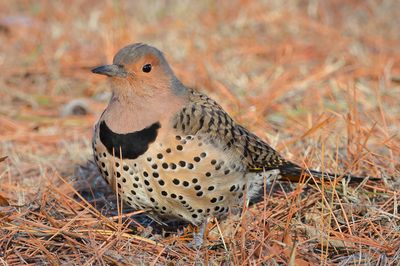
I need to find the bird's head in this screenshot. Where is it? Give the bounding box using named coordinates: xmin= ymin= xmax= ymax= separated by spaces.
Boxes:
xmin=92 ymin=43 xmax=184 ymax=98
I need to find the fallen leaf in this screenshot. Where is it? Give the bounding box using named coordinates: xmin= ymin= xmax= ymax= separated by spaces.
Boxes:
xmin=0 ymin=194 xmax=10 ymax=206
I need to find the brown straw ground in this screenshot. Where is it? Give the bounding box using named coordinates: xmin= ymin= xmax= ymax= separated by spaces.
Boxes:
xmin=0 ymin=1 xmax=399 ymax=265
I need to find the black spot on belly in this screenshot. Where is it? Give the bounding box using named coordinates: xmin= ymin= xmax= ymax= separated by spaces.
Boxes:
xmin=99 ymin=121 xmax=161 ymax=160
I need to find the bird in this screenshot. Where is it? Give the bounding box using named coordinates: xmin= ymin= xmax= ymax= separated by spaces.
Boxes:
xmin=91 ymin=43 xmax=378 ymax=246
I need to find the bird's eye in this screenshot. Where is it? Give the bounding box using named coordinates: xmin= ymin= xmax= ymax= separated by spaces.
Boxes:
xmin=142 ymin=64 xmax=152 ymax=73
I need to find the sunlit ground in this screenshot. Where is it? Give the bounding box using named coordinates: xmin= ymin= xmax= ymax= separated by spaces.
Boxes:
xmin=0 ymin=1 xmax=399 ymax=264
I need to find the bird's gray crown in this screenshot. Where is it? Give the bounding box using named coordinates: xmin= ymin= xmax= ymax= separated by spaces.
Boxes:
xmin=113 ymin=43 xmax=166 ymax=67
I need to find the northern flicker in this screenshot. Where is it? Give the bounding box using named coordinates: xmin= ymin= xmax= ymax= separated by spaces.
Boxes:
xmin=91 ymin=43 xmax=377 ymax=245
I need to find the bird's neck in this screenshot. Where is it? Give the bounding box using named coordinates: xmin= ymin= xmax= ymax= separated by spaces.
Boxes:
xmin=101 ymin=89 xmax=187 ymax=134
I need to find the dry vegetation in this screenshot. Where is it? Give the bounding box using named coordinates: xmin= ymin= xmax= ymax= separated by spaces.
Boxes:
xmin=1 ymin=0 xmax=399 ymax=265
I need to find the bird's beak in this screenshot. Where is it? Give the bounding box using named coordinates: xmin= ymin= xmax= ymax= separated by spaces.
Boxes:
xmin=91 ymin=64 xmax=127 ymax=78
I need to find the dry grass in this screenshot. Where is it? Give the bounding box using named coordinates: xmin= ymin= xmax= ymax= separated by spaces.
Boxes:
xmin=1 ymin=1 xmax=399 ymax=265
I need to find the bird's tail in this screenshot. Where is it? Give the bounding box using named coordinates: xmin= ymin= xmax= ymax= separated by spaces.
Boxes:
xmin=277 ymin=163 xmax=380 ymax=184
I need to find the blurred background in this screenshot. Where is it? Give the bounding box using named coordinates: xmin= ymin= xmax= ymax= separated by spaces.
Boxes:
xmin=1 ymin=0 xmax=399 ymax=179
xmin=0 ymin=1 xmax=399 ymax=264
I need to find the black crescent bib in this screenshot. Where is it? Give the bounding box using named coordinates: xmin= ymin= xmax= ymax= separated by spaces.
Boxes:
xmin=99 ymin=121 xmax=161 ymax=160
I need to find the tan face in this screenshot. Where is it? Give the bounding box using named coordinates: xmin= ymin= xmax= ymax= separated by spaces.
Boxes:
xmin=122 ymin=54 xmax=171 ymax=93
xmin=92 ymin=44 xmax=174 ymax=96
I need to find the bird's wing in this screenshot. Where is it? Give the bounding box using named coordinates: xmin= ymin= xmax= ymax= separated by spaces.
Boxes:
xmin=173 ymin=89 xmax=297 ymax=173
xmin=172 ymin=89 xmax=379 ymax=183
